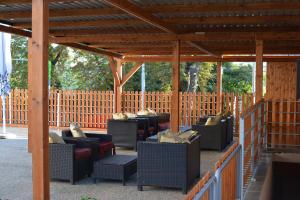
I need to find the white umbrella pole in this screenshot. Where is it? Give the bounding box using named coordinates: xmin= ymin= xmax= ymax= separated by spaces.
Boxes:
xmin=141 ymin=63 xmax=145 ymax=110
xmin=2 ymin=95 xmax=6 ymax=134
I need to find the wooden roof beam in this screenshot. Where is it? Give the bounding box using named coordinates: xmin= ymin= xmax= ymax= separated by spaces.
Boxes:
xmin=0 ymin=25 xmax=122 ymax=59
xmin=2 ymin=2 xmax=300 ymax=19
xmin=49 ymin=32 xmax=300 ymax=43
xmin=122 ymin=55 xmax=300 ymax=62
xmin=62 ymin=43 xmax=123 ymax=59
xmin=14 ymin=15 xmax=300 ymax=29
xmin=186 ymin=41 xmax=221 ymax=57
xmin=102 ymin=0 xmax=177 ymax=34
xmin=0 ymin=24 xmax=31 ymax=37
xmin=101 ymin=0 xmax=215 ymax=56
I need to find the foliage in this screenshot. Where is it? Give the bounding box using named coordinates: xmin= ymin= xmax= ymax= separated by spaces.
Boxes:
xmin=9 ymin=35 xmax=253 ymax=94
xmin=222 ymin=62 xmax=253 ymax=93
xmin=10 ymin=35 xmax=28 ymax=89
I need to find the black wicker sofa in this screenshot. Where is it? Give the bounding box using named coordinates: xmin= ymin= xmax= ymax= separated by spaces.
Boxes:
xmin=137 ymin=135 xmax=200 ymax=194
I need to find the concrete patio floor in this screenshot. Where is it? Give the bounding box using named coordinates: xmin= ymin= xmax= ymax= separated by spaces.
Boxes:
xmin=0 ymin=127 xmax=226 ymax=200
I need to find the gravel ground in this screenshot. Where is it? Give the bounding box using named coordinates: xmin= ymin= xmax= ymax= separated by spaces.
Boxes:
xmin=0 ymin=127 xmax=225 ymax=200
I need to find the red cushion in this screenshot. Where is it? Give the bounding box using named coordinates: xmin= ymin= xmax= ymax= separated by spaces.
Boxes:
xmin=159 ymin=122 xmax=170 ymax=131
xmin=99 ymin=141 xmax=114 ymax=158
xmin=75 ymin=148 xmax=92 ymax=160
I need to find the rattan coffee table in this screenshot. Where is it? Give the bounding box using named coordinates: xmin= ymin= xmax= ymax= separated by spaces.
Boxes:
xmin=93 ymin=155 xmax=137 ymax=185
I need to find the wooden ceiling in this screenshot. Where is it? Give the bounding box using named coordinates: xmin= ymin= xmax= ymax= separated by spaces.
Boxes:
xmin=1 ymin=0 xmax=300 ymax=59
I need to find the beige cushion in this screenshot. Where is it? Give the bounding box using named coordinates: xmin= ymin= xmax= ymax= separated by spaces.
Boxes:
xmin=158 ymin=130 xmax=191 ymax=144
xmin=215 ymin=113 xmax=223 ymax=122
xmin=49 ymin=132 xmax=65 ymax=144
xmin=70 ymin=123 xmax=86 ymax=138
xmin=137 ymin=110 xmax=149 ymax=116
xmin=125 ymin=112 xmax=137 ymax=119
xmin=178 ymin=130 xmax=198 ymax=140
xmin=205 ymin=117 xmax=217 ymax=126
xmin=157 ymin=129 xmax=172 ymax=141
xmin=147 ymin=108 xmax=157 ymax=116
xmin=112 ymin=113 xmax=128 ymax=120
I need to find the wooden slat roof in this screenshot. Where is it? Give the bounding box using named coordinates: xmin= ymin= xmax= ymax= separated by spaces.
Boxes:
xmin=1 ymin=0 xmax=300 ymax=59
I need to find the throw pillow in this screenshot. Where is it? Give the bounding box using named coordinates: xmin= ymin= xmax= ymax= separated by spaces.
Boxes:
xmin=137 ymin=110 xmax=149 ymax=116
xmin=112 ymin=113 xmax=128 ymax=120
xmin=147 ymin=108 xmax=157 ymax=116
xmin=205 ymin=117 xmax=217 ymax=125
xmin=49 ymin=132 xmax=65 ymax=144
xmin=125 ymin=112 xmax=137 ymax=119
xmin=158 ymin=130 xmax=191 ymax=144
xmin=178 ymin=130 xmax=198 ymax=140
xmin=70 ymin=123 xmax=86 ymax=138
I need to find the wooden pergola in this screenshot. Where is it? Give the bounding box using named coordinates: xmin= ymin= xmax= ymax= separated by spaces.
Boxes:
xmin=0 ymin=0 xmax=300 ymax=199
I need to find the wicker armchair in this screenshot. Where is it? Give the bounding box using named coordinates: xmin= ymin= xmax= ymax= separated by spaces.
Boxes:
xmin=61 ymin=129 xmax=115 ymax=160
xmin=137 ymin=135 xmax=200 ymax=194
xmin=49 ymin=143 xmax=93 ymax=184
xmin=192 ymin=119 xmax=227 ymax=151
xmin=107 ymin=118 xmax=149 ymax=150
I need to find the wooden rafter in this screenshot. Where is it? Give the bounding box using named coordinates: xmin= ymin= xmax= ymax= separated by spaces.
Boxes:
xmin=102 ymin=0 xmax=213 ymax=55
xmin=102 ymin=0 xmax=176 ymax=34
xmin=122 ymin=55 xmax=300 ymax=62
xmin=49 ymin=32 xmax=300 ymax=44
xmin=62 ymin=43 xmax=123 ymax=59
xmin=120 ymin=62 xmax=143 ymax=86
xmin=0 ymin=24 xmax=31 ymax=37
xmin=186 ymin=41 xmax=220 ymax=57
xmin=14 ymin=15 xmax=300 ymax=29
xmin=2 ymin=2 xmax=300 ymax=19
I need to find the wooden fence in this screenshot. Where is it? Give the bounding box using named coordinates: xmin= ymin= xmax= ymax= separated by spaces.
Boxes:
xmin=266 ymin=100 xmax=300 ymax=149
xmin=122 ymin=91 xmax=254 ymax=128
xmin=0 ymin=89 xmax=254 ymax=129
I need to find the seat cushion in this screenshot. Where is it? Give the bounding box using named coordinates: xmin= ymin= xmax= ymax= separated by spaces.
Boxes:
xmin=75 ymin=148 xmax=92 ymax=160
xmin=99 ymin=141 xmax=114 ymax=158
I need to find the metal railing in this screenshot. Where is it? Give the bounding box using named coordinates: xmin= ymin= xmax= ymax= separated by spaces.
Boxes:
xmin=187 ymin=143 xmax=243 ymax=200
xmin=187 ymin=100 xmax=267 ymax=200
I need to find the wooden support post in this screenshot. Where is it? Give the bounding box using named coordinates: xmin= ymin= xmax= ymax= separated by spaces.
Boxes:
xmin=27 ymin=38 xmax=32 ymax=153
xmin=171 ymin=40 xmax=180 ymax=133
xmin=31 ymin=0 xmax=49 ymax=199
xmin=256 ymin=40 xmax=263 ymax=103
xmin=217 ymin=62 xmax=222 ymax=113
xmin=110 ymin=57 xmax=122 ymax=113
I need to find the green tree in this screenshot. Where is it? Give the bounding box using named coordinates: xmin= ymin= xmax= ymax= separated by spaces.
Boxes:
xmin=10 ymin=35 xmax=28 ymax=89
xmin=222 ymin=62 xmax=253 ymax=93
